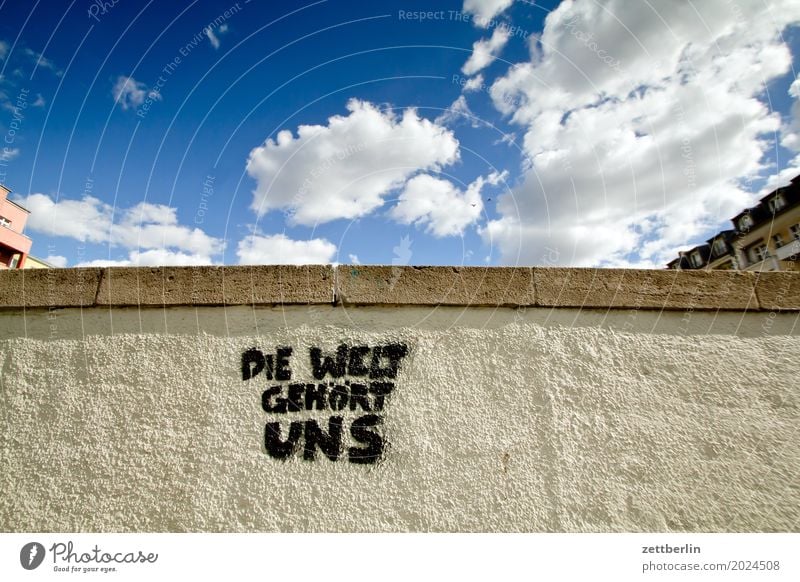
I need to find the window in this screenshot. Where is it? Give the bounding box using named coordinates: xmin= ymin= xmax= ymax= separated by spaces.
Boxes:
xmin=690 ymin=251 xmax=703 ymax=268
xmin=0 ymin=216 xmax=10 ymax=228
xmin=791 ymin=224 xmax=800 ymax=240
xmin=739 ymin=214 xmax=753 ymax=230
xmin=772 ymin=234 xmax=784 ymax=248
xmin=713 ymin=238 xmax=727 ymax=255
xmin=768 ymin=194 xmax=785 ymax=213
xmin=750 ymin=243 xmax=768 ymax=263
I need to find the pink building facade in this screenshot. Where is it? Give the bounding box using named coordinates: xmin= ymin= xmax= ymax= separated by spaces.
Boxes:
xmin=0 ymin=184 xmax=32 ymax=269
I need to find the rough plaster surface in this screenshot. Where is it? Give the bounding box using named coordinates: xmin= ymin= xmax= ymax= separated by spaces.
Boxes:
xmin=0 ymin=306 xmax=798 ymax=532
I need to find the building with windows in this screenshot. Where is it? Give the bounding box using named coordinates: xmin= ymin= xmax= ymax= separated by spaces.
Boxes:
xmin=668 ymin=230 xmax=737 ymax=271
xmin=668 ymin=175 xmax=800 ymax=271
xmin=22 ymin=255 xmax=55 ymax=269
xmin=0 ymin=183 xmax=32 ymax=269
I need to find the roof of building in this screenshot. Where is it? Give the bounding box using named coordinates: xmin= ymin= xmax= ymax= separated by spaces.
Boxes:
xmin=2 ymin=198 xmax=30 ymax=213
xmin=731 ymin=174 xmax=800 ymax=232
xmin=668 ymin=174 xmax=800 ymax=268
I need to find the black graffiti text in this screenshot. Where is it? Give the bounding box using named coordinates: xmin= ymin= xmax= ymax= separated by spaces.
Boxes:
xmin=265 ymin=414 xmax=383 ymax=464
xmin=261 ymin=381 xmax=393 ymax=414
xmin=241 ymin=346 xmax=293 ymax=381
xmin=242 ymin=342 xmax=409 ymax=465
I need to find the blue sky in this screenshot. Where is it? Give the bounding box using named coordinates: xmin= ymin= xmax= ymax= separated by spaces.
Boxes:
xmin=1 ymin=0 xmax=799 ymax=268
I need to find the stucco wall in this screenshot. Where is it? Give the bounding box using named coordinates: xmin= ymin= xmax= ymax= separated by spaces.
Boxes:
xmin=0 ymin=266 xmax=798 ymax=532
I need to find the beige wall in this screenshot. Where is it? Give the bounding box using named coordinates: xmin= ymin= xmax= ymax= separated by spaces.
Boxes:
xmin=734 ymin=206 xmax=800 ymax=271
xmin=0 ymin=266 xmax=798 ymax=532
xmin=22 ymin=255 xmax=53 ymax=269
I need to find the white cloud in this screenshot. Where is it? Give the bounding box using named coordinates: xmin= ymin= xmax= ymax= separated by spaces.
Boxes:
xmin=463 ymin=0 xmax=515 ymax=27
xmin=348 ymin=253 xmax=360 ymax=264
xmin=42 ymin=255 xmax=67 ymax=268
xmin=483 ymin=0 xmax=800 ymax=267
xmin=390 ymin=171 xmax=506 ymax=237
xmin=24 ymin=48 xmax=60 ymax=75
xmin=21 ymin=194 xmax=223 ymax=265
xmin=206 ymin=23 xmax=228 ymax=49
xmin=236 ymin=233 xmax=337 ymax=265
xmin=112 ymin=75 xmax=161 ymax=110
xmin=206 ymin=29 xmax=220 ymax=49
xmin=22 ymin=194 xmax=114 ymax=243
xmin=462 ymin=26 xmax=510 ymax=75
xmin=0 ymin=147 xmax=20 ymax=161
xmin=759 ymin=155 xmax=800 ymax=195
xmin=780 ymin=76 xmax=800 ymax=152
xmin=245 ymin=99 xmax=460 ymax=226
xmin=464 ymin=74 xmax=485 ymax=92
xmin=129 ymin=249 xmax=215 ymax=266
xmin=74 ymin=250 xmax=215 ymax=267
xmin=112 ymin=202 xmax=222 ymax=256
xmin=435 ymin=95 xmax=476 ymax=127
xmin=23 ymin=49 xmax=63 ymax=78
xmin=74 ymin=258 xmax=132 ymax=267
xmin=32 ymin=94 xmax=45 ymax=108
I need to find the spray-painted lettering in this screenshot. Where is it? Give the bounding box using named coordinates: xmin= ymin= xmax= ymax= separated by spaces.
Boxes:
xmin=241 ymin=343 xmax=408 ymax=465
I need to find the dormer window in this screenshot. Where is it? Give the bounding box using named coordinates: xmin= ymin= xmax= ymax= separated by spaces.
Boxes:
xmin=713 ymin=238 xmax=727 ymax=255
xmin=739 ymin=214 xmax=753 ymax=230
xmin=690 ymin=251 xmax=703 ymax=268
xmin=768 ymin=194 xmax=785 ymax=213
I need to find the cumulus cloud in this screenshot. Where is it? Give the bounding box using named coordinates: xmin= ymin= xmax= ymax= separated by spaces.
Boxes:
xmin=463 ymin=0 xmax=515 ymax=27
xmin=390 ymin=171 xmax=506 ymax=237
xmin=462 ymin=27 xmax=510 ymax=75
xmin=75 ymin=249 xmax=218 ymax=267
xmin=21 ymin=194 xmax=223 ymax=265
xmin=483 ymin=0 xmax=800 ymax=267
xmin=22 ymin=194 xmax=114 ymax=243
xmin=112 ymin=75 xmax=161 ymax=110
xmin=245 ymin=99 xmax=459 ymax=226
xmin=236 ymin=233 xmax=337 ymax=265
xmin=43 ymin=255 xmax=67 ymax=268
xmin=780 ymin=76 xmax=800 ymax=152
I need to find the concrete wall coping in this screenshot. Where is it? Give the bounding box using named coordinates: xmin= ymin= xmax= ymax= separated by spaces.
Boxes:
xmin=0 ymin=265 xmax=797 ymax=311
